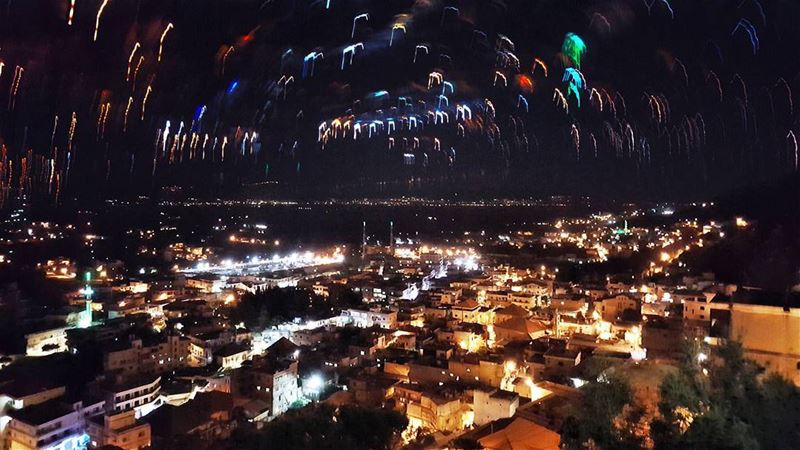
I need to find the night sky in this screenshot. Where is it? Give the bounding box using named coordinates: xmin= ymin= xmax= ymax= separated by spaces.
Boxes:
xmin=0 ymin=0 xmax=798 ymax=203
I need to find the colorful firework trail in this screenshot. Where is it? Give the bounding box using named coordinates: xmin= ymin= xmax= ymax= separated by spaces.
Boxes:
xmin=0 ymin=0 xmax=793 ymax=205
xmin=561 ymin=33 xmax=587 ymax=69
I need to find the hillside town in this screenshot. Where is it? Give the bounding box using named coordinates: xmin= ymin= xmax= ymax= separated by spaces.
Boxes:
xmin=0 ymin=203 xmax=796 ymax=450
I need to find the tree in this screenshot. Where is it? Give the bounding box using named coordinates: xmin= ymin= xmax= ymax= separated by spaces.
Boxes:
xmin=561 ymin=372 xmax=633 ymax=449
xmin=579 ymin=355 xmax=620 ymax=380
xmin=646 ymin=342 xmax=760 ymax=449
xmin=564 ymin=340 xmax=800 ymax=449
xmin=328 ymin=285 xmax=363 ymax=309
xmin=231 ymin=404 xmax=407 ymax=450
xmin=612 ymin=403 xmax=656 ymax=450
xmin=230 ymin=287 xmax=331 ymax=330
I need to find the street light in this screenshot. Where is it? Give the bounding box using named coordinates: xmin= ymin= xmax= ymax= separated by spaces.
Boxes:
xmin=307 ymin=374 xmax=324 ymax=391
xmin=306 ymin=374 xmax=325 ymax=402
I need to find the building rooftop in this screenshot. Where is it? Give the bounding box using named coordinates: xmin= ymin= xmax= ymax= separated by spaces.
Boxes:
xmin=267 ymin=336 xmax=300 ymax=359
xmin=495 ymin=304 xmax=530 ymax=318
xmin=489 ymin=389 xmax=520 ymax=401
xmin=214 ymin=342 xmax=249 ymax=358
xmin=545 ymin=346 xmax=581 ymax=359
xmin=494 ymin=317 xmax=549 ymax=337
xmin=451 ymin=299 xmax=481 ymax=310
xmin=9 ymin=399 xmax=74 ymax=426
xmin=104 ymin=373 xmax=160 ymax=393
xmin=147 ymin=391 xmax=232 ymax=438
xmin=715 ymin=289 xmax=800 ymax=309
xmin=0 ymin=378 xmax=63 ymax=399
xmin=477 ymin=417 xmax=561 ymax=449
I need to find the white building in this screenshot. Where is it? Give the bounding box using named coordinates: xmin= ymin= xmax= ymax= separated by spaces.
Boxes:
xmin=238 ymin=358 xmax=301 ymax=420
xmin=185 ymin=276 xmax=226 ymax=293
xmin=86 ymin=410 xmax=151 ymax=450
xmin=25 ymin=328 xmax=68 ymax=357
xmin=597 ymin=294 xmax=641 ymax=322
xmin=103 ymin=335 xmax=188 ymax=377
xmin=214 ymin=343 xmax=250 ymax=370
xmin=6 ymin=399 xmax=88 ymax=450
xmin=0 ymin=382 xmax=66 ymax=411
xmin=473 ymin=388 xmax=520 ymax=426
xmin=104 ymin=375 xmax=162 ymax=419
xmin=341 ymin=308 xmax=397 ymax=329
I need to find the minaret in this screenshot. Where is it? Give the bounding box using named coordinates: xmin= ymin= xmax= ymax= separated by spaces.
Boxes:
xmin=361 ymin=221 xmax=367 ymax=260
xmin=389 ymin=221 xmax=394 ymax=255
xmin=79 ymin=271 xmax=93 ymax=328
xmin=82 ymin=296 xmax=92 ymax=327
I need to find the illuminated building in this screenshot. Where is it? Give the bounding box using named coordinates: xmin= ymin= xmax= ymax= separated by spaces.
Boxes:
xmin=103 ymin=335 xmax=189 ymax=377
xmin=435 ymin=325 xmax=486 ymax=353
xmin=702 ymin=290 xmax=800 ymax=385
xmin=235 ymin=357 xmax=300 ymax=420
xmin=188 ymin=329 xmax=251 ymax=366
xmin=543 ymin=346 xmax=582 ymax=377
xmin=6 ymin=399 xmax=89 ymax=450
xmin=40 ymin=259 xmax=77 ymax=280
xmin=493 ymin=318 xmax=549 ymax=343
xmin=214 ymin=343 xmax=250 ymax=370
xmin=493 ymin=304 xmax=530 ymax=324
xmin=448 ymin=300 xmax=482 ymax=323
xmin=341 ymin=307 xmax=398 ymax=329
xmin=394 ymin=384 xmax=472 ymax=433
xmin=446 ymin=356 xmax=515 ymax=389
xmin=0 ymin=382 xmax=66 ymax=412
xmin=477 ymin=417 xmax=560 ymax=450
xmin=596 ymin=294 xmax=641 ymax=322
xmin=185 ymin=276 xmax=226 ymax=294
xmin=24 ymin=328 xmax=68 ymax=357
xmin=677 ymin=290 xmax=718 ymax=322
xmin=103 ymin=375 xmax=162 ymax=419
xmin=473 ymin=388 xmax=520 ymax=426
xmin=86 ymin=410 xmax=150 ymax=450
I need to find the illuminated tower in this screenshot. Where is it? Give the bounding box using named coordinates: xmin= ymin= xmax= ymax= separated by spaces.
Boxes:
xmin=389 ymin=221 xmax=394 ymax=255
xmin=78 ymin=271 xmax=94 ymax=328
xmin=361 ymin=221 xmax=367 ymax=260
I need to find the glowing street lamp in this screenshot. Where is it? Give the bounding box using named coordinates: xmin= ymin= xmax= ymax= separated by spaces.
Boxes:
xmin=305 ymin=374 xmax=325 ymax=401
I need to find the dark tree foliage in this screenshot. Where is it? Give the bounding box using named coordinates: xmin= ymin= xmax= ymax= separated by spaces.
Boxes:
xmin=564 ymin=340 xmax=800 ymax=450
xmin=578 ymin=356 xmax=620 ymax=380
xmin=229 ymin=286 xmax=361 ymax=329
xmin=230 ymin=404 xmax=407 ymax=450
xmin=650 ymin=341 xmax=775 ymax=449
xmin=558 ymin=249 xmax=657 ymax=284
xmin=561 ymin=372 xmax=633 ymax=449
